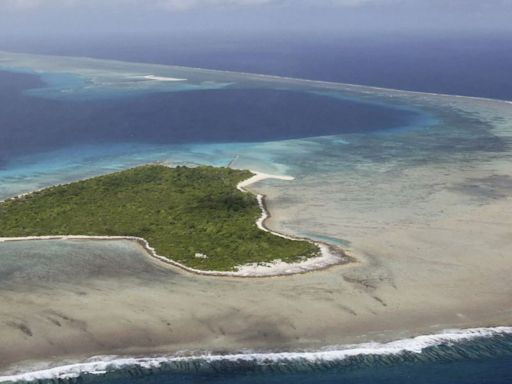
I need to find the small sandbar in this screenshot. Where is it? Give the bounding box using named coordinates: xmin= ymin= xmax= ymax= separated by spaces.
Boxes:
xmin=140 ymin=74 xmax=187 ymax=82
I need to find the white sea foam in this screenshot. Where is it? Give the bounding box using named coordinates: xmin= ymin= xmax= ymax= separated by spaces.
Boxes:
xmin=1 ymin=327 xmax=511 ymax=383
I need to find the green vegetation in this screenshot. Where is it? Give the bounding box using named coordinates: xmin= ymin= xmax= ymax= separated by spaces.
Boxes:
xmin=0 ymin=165 xmax=319 ymax=271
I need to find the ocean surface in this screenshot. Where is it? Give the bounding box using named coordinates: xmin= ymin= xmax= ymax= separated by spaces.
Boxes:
xmin=0 ymin=49 xmax=511 ymax=383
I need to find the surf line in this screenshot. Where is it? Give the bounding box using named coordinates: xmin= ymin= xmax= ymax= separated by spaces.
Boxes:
xmin=2 ymin=326 xmax=511 ymax=383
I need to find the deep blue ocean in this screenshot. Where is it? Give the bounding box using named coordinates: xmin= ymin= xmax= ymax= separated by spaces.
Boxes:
xmin=65 ymin=356 xmax=512 ymax=384
xmin=1 ymin=34 xmax=512 ymax=383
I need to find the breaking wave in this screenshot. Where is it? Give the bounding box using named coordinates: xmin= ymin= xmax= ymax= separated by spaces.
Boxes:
xmin=2 ymin=326 xmax=512 ymax=383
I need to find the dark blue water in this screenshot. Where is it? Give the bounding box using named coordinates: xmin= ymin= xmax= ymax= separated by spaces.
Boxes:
xmin=82 ymin=358 xmax=512 ymax=384
xmin=0 ymin=70 xmax=419 ymax=167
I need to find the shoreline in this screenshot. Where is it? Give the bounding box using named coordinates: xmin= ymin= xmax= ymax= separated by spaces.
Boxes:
xmin=1 ymin=326 xmax=511 ymax=381
xmin=0 ymin=170 xmax=350 ymax=278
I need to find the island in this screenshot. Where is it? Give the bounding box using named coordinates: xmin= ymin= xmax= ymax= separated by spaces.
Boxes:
xmin=0 ymin=165 xmax=322 ymax=272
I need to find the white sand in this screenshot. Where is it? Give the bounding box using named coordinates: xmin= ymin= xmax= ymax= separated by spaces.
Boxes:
xmin=236 ymin=172 xmax=294 ymax=192
xmin=140 ymin=75 xmax=186 ymax=82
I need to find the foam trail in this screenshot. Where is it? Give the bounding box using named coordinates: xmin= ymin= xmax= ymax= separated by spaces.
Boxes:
xmin=2 ymin=326 xmax=511 ymax=383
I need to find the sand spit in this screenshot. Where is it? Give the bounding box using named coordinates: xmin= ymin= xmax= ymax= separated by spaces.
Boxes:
xmin=0 ymin=171 xmax=348 ymax=278
xmin=139 ymin=75 xmax=187 ymax=82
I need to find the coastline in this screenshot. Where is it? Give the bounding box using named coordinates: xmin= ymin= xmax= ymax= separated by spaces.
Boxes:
xmin=0 ymin=170 xmax=349 ymax=278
